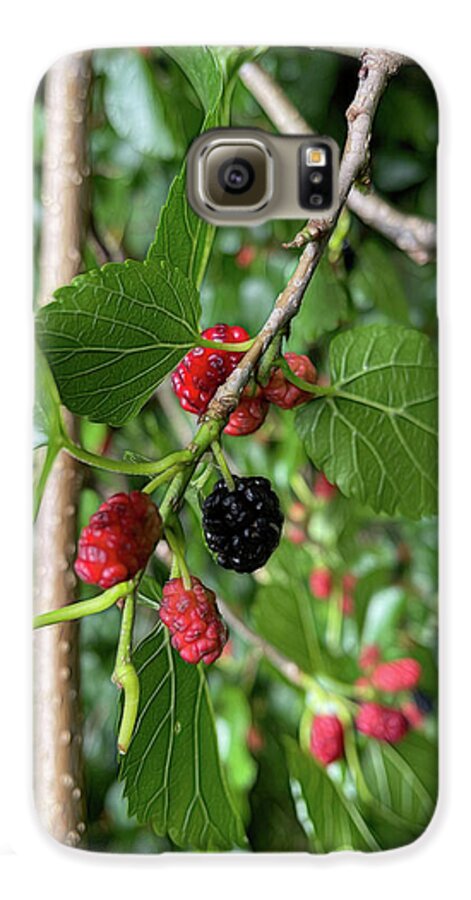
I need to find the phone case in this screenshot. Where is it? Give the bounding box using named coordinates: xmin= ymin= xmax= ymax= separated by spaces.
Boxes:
xmin=33 ymin=46 xmax=438 ymax=853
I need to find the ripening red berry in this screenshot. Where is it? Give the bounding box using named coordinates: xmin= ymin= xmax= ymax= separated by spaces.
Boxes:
xmin=355 ymin=702 xmax=409 ymax=743
xmin=309 ymin=567 xmax=332 ymax=599
xmin=310 ymin=715 xmax=345 ymax=765
xmin=401 ymin=701 xmax=425 ymax=730
xmin=313 ymin=471 xmax=337 ymax=500
xmin=342 ymin=592 xmax=355 ymax=616
xmin=286 ymin=525 xmax=306 ymax=545
xmin=359 ymin=644 xmax=381 ymax=672
xmin=288 ymin=501 xmax=306 ymax=523
xmin=371 ymin=658 xmax=422 ymax=692
xmin=342 ymin=572 xmax=357 ymax=593
xmin=159 ymin=576 xmax=228 ymax=665
xmin=224 ymin=386 xmax=269 ymax=436
xmin=171 ymin=324 xmax=250 ymax=415
xmin=235 ymin=245 xmax=256 ymax=268
xmin=74 ymin=492 xmax=162 ymax=589
xmin=263 ymin=352 xmax=317 ymax=409
xmin=247 ymin=725 xmax=265 ymax=753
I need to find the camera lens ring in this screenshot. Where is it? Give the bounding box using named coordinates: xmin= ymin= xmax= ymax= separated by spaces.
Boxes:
xmin=217 ymin=157 xmax=255 ymax=195
xmin=309 ymin=193 xmax=324 ymax=208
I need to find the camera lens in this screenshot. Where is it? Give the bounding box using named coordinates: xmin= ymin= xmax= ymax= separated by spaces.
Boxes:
xmin=309 ymin=193 xmax=324 ymax=207
xmin=309 ymin=171 xmax=323 ymax=185
xmin=218 ymin=157 xmax=255 ymax=195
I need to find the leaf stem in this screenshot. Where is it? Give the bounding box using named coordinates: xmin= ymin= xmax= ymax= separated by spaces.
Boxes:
xmin=33 ymin=578 xmax=137 ymax=629
xmin=198 ymin=337 xmax=255 ymax=353
xmin=112 ymin=587 xmax=139 ymax=755
xmin=62 ymin=435 xmax=193 ymax=477
xmin=274 ymin=357 xmax=334 ymax=397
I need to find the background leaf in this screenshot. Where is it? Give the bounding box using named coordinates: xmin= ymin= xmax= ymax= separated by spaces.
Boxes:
xmin=349 ymin=239 xmax=410 ymax=324
xmin=252 ymin=541 xmax=324 ymax=674
xmin=296 ymin=325 xmax=438 ymax=518
xmin=165 ymin=47 xmax=224 ymax=113
xmin=285 ymin=738 xmax=380 ymax=852
xmin=120 ymin=623 xmax=247 ymax=851
xmin=290 ymin=258 xmax=350 ymax=345
xmin=360 ymin=731 xmax=438 ymax=847
xmin=99 ymin=49 xmax=182 ymax=160
xmin=36 ymin=260 xmax=200 ymax=426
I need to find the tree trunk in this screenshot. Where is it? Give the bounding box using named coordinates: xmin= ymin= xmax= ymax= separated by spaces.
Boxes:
xmin=34 ymin=51 xmax=91 ymax=847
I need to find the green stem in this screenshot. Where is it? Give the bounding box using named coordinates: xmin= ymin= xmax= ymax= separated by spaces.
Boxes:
xmin=274 ymin=357 xmax=334 ymax=397
xmin=165 ymin=526 xmax=192 ymax=589
xmin=198 ymin=337 xmax=255 ymax=353
xmin=63 ymin=435 xmax=194 ymax=477
xmin=142 ymin=464 xmax=182 ymax=495
xmin=211 ymin=441 xmax=235 ymax=491
xmin=33 ymin=579 xmax=137 ymax=629
xmin=112 ymin=588 xmax=139 ymax=755
xmin=257 ymin=333 xmax=283 ymax=386
xmin=326 ymin=589 xmax=343 ymax=655
xmin=158 ymin=415 xmax=223 ymax=525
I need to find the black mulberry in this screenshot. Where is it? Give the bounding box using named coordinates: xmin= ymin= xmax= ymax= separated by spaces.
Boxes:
xmin=202 ymin=476 xmax=284 ymax=573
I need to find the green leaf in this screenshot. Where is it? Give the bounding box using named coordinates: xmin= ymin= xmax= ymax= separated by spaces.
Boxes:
xmin=361 ymin=586 xmax=407 ymax=648
xmin=285 ymin=738 xmax=380 ymax=852
xmin=349 ymin=240 xmax=410 ymax=324
xmin=361 ymin=732 xmax=438 ymax=847
xmin=120 ymin=624 xmax=247 ymax=851
xmin=290 ymin=258 xmax=350 ymax=346
xmin=34 ymin=347 xmax=64 ymax=450
xmin=213 ymin=683 xmax=257 ymax=822
xmin=295 ymin=325 xmax=438 ymax=519
xmin=100 ymin=49 xmax=181 ymax=160
xmin=33 ymin=349 xmax=66 ymax=519
xmin=146 ymin=48 xmax=231 ymax=286
xmin=165 ymin=47 xmax=224 ymax=113
xmin=146 ymin=158 xmax=216 ymax=289
xmin=36 ymin=260 xmax=200 ymax=426
xmin=252 ymin=541 xmax=324 ymax=675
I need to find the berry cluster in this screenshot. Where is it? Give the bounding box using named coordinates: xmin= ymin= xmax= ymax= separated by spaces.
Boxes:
xmin=171 ymin=322 xmax=317 ymax=436
xmin=308 ymin=648 xmax=425 ymax=765
xmin=74 ymin=491 xmax=162 ymax=589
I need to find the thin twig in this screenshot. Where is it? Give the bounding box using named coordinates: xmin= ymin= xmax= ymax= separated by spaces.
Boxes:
xmin=204 ymin=50 xmax=405 ymax=422
xmin=239 ymin=58 xmax=436 ymax=264
xmin=217 ymin=599 xmax=305 ymax=688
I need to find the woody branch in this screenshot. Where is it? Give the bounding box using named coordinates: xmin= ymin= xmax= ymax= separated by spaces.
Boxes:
xmin=240 ymin=55 xmax=436 ymax=265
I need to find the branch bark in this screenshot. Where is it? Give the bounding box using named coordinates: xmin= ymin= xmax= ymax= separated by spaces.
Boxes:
xmin=217 ymin=599 xmax=305 ymax=688
xmin=205 ymin=50 xmax=405 ymax=423
xmin=239 ymin=57 xmax=436 ymax=264
xmin=34 ymin=52 xmax=91 ymax=847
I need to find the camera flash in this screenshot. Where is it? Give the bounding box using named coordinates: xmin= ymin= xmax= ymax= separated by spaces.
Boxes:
xmin=306 ymin=147 xmax=327 ymax=167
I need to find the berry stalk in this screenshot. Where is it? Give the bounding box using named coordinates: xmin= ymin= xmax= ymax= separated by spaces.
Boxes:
xmin=33 ymin=577 xmax=138 ymax=629
xmin=112 ymin=588 xmax=139 ymax=755
xmin=211 ymin=440 xmax=236 ymax=491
